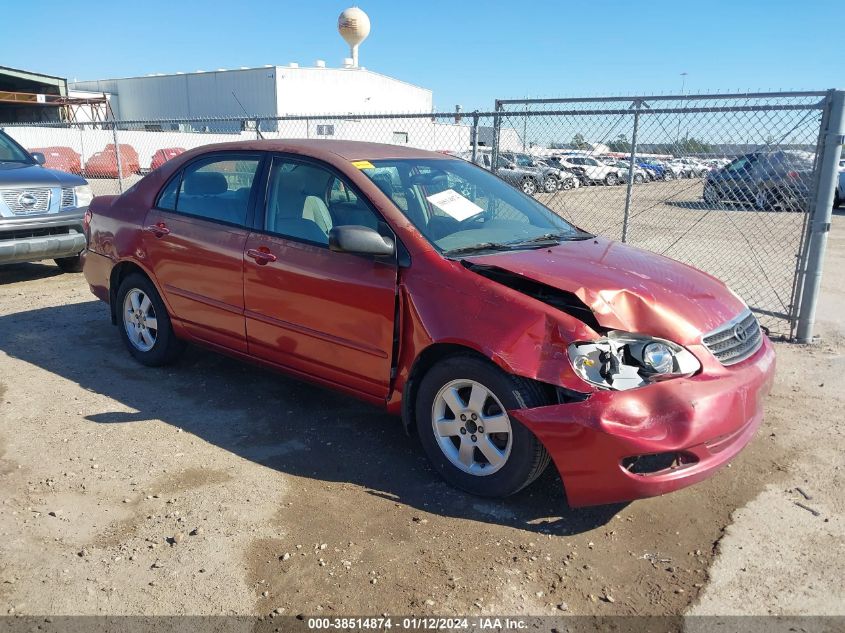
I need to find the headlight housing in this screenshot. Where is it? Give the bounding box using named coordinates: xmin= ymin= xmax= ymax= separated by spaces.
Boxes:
xmin=73 ymin=184 xmax=94 ymax=208
xmin=568 ymin=331 xmax=700 ymax=391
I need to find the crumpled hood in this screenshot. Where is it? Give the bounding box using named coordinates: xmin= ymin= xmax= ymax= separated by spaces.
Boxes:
xmin=463 ymin=237 xmax=746 ymax=344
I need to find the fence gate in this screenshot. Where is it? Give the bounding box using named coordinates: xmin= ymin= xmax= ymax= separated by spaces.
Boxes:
xmin=492 ymin=92 xmax=838 ymax=339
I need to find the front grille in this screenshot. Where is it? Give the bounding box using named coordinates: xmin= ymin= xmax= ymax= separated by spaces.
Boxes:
xmin=1 ymin=188 xmax=52 ymax=214
xmin=61 ymin=187 xmax=75 ymax=208
xmin=702 ymin=309 xmax=763 ymax=366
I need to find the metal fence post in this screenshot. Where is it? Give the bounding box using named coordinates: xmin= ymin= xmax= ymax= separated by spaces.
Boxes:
xmin=78 ymin=124 xmax=88 ymax=180
xmin=796 ymin=89 xmax=845 ymax=343
xmin=471 ymin=112 xmax=479 ymax=164
xmin=491 ymin=100 xmax=503 ymax=172
xmin=111 ymin=122 xmax=124 ymax=194
xmin=621 ymin=99 xmax=643 ymax=243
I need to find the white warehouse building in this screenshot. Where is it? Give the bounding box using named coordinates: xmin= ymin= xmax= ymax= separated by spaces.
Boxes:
xmin=69 ymin=63 xmax=433 ymax=131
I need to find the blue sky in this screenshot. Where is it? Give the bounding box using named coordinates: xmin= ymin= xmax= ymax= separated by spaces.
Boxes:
xmin=3 ymin=0 xmax=841 ymax=111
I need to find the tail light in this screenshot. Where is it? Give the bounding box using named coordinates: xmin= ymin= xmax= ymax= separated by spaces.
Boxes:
xmin=83 ymin=208 xmax=92 ymax=241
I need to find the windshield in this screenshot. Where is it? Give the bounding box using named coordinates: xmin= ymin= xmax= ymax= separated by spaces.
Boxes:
xmin=360 ymin=158 xmax=588 ymax=255
xmin=513 ymin=154 xmax=535 ymax=167
xmin=0 ymin=132 xmax=34 ymax=164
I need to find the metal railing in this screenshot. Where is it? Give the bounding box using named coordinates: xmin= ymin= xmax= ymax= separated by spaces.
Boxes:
xmin=3 ymin=90 xmax=842 ymax=340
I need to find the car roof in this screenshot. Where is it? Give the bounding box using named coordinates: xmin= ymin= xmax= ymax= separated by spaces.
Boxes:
xmin=176 ymin=139 xmax=450 ymax=162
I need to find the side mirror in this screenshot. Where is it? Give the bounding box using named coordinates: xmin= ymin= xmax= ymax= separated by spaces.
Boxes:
xmin=31 ymin=152 xmax=46 ymax=166
xmin=329 ymin=225 xmax=395 ymax=258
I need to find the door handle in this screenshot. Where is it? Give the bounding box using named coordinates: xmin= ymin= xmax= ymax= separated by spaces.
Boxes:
xmin=247 ymin=247 xmax=277 ymax=265
xmin=144 ymin=223 xmax=170 ymax=237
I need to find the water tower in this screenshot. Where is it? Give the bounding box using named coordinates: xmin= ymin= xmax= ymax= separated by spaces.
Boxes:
xmin=338 ymin=7 xmax=370 ymax=68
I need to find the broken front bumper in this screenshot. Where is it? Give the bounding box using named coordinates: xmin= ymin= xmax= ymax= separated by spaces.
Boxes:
xmin=510 ymin=338 xmax=776 ymax=507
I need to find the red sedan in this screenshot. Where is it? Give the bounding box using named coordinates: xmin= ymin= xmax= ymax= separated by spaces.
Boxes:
xmin=82 ymin=140 xmax=775 ymax=507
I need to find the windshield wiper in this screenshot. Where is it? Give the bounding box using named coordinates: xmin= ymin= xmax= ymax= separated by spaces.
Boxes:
xmin=442 ymin=242 xmax=517 ymax=256
xmin=509 ymin=231 xmax=595 ymax=246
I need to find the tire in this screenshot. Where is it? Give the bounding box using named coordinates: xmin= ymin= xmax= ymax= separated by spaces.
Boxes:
xmin=604 ymin=172 xmax=619 ymax=186
xmin=560 ymin=178 xmax=574 ymax=191
xmin=54 ymin=254 xmax=83 ymax=273
xmin=521 ymin=178 xmax=537 ymax=196
xmin=663 ymin=171 xmax=675 ymax=181
xmin=542 ymin=177 xmax=558 ymax=193
xmin=116 ymin=273 xmax=184 ymax=366
xmin=415 ymin=354 xmax=551 ymax=498
xmin=703 ymin=185 xmax=720 ymax=205
xmin=834 ymin=189 xmax=841 ymax=209
xmin=633 ymin=173 xmax=644 ymax=184
xmin=755 ymin=189 xmax=775 ymax=212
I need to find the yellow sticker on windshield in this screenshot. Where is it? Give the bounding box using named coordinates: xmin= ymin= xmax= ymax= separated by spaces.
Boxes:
xmin=351 ymin=160 xmax=375 ymax=169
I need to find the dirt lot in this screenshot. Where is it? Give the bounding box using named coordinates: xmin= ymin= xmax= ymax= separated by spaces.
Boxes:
xmin=0 ymin=209 xmax=843 ymax=618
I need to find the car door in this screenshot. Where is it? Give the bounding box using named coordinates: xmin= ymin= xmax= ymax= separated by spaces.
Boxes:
xmin=143 ymin=153 xmax=263 ymax=353
xmin=495 ymin=153 xmax=522 ymax=186
xmin=242 ymin=156 xmax=398 ymax=398
xmin=718 ymin=154 xmax=757 ymax=203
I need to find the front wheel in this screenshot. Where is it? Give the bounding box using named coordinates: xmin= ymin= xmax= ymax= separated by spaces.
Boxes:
xmin=116 ymin=273 xmax=184 ymax=366
xmin=521 ymin=178 xmax=537 ymax=196
xmin=605 ymin=173 xmax=619 ymax=186
xmin=634 ymin=173 xmax=644 ymax=184
xmin=415 ymin=355 xmax=551 ymax=497
xmin=542 ymin=177 xmax=558 ymax=193
xmin=663 ymin=171 xmax=675 ymax=181
xmin=54 ymin=254 xmax=83 ymax=273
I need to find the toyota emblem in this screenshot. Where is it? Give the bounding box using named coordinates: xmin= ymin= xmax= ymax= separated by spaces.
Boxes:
xmin=17 ymin=192 xmax=37 ymax=209
xmin=733 ymin=323 xmax=748 ymax=343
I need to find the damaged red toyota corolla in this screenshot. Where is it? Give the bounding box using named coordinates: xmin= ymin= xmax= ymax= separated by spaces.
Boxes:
xmin=82 ymin=140 xmax=775 ymax=507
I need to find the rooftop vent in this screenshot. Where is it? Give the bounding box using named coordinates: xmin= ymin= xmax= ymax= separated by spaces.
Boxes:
xmin=315 ymin=60 xmax=326 ymax=68
xmin=288 ymin=62 xmax=299 ymax=68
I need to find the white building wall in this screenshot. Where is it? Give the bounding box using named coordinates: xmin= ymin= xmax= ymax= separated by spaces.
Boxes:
xmin=71 ymin=68 xmax=278 ymax=124
xmin=274 ymin=67 xmax=432 ymax=115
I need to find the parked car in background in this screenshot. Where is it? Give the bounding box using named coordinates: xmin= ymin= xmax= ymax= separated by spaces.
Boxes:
xmin=498 ymin=152 xmax=564 ymax=194
xmin=27 ymin=146 xmax=82 ymax=175
xmin=703 ymin=150 xmax=814 ymax=211
xmin=84 ymin=144 xmax=140 ymax=178
xmin=554 ymin=155 xmax=624 ymax=185
xmin=608 ymin=160 xmax=648 ymax=184
xmin=82 ymin=139 xmax=774 ymax=507
xmin=150 ymin=147 xmax=186 ymax=172
xmin=668 ymin=158 xmax=709 ymax=178
xmin=834 ymin=169 xmax=844 ymax=208
xmin=638 ymin=160 xmax=672 ymax=181
xmin=472 ymin=150 xmax=562 ymax=195
xmin=0 ymin=130 xmax=92 ymax=271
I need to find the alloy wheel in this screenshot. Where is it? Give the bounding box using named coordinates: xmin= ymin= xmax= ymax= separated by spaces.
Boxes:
xmin=431 ymin=379 xmax=512 ymax=476
xmin=122 ymin=288 xmax=158 ymax=352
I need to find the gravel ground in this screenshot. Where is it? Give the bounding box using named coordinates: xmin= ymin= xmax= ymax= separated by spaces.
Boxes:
xmin=0 ymin=204 xmax=842 ymax=617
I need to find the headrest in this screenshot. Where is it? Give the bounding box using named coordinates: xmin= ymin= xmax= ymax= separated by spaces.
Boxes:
xmin=184 ymin=171 xmax=228 ymax=195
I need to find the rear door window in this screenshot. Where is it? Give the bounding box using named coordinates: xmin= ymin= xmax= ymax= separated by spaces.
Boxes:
xmin=173 ymin=156 xmax=260 ymax=226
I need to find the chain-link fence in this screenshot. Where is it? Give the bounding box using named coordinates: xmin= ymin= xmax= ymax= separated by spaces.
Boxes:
xmin=3 ymin=91 xmax=842 ymax=339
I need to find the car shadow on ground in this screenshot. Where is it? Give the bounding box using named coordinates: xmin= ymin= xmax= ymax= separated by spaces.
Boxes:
xmin=0 ymin=299 xmax=622 ymax=535
xmin=0 ymin=262 xmax=63 ymax=285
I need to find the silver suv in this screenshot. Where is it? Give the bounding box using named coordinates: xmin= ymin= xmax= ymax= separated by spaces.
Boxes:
xmin=0 ymin=130 xmax=92 ymax=272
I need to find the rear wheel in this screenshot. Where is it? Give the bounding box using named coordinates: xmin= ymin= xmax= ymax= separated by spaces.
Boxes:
xmin=634 ymin=173 xmax=644 ymax=184
xmin=116 ymin=273 xmax=184 ymax=366
xmin=415 ymin=355 xmax=551 ymax=497
xmin=605 ymin=172 xmax=619 ymax=186
xmin=542 ymin=176 xmax=558 ymax=193
xmin=663 ymin=171 xmax=675 ymax=181
xmin=521 ymin=178 xmax=537 ymax=196
xmin=54 ymin=254 xmax=83 ymax=273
